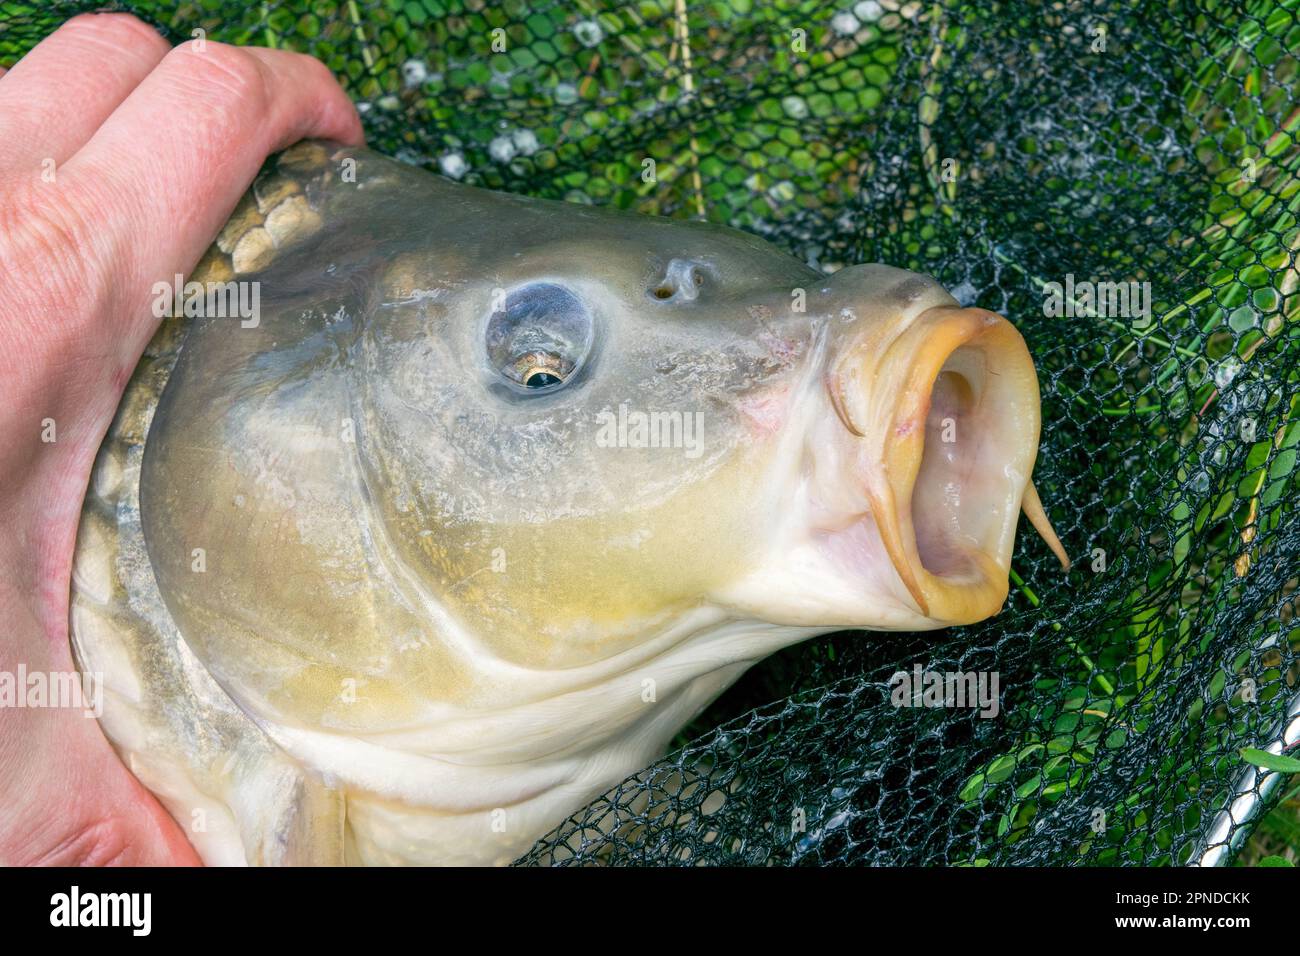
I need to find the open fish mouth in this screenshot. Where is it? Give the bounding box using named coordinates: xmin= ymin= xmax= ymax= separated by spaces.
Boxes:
xmin=726 ymin=303 xmax=1069 ymax=630
xmin=831 ymin=303 xmax=1071 ymax=624
xmin=831 ymin=302 xmax=1071 ymax=624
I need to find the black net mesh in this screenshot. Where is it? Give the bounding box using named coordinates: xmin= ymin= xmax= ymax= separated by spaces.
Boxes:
xmin=4 ymin=0 xmax=1298 ymax=866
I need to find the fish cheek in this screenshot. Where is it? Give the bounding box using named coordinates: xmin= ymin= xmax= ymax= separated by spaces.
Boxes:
xmin=382 ymin=440 xmax=775 ymax=668
xmin=139 ymin=366 xmax=477 ymax=731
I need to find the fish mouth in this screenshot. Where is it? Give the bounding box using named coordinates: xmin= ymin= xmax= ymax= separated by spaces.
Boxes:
xmin=822 ymin=304 xmax=1069 ymax=625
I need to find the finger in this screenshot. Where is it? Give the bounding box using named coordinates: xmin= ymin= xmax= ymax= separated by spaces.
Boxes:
xmin=0 ymin=13 xmax=170 ymax=173
xmin=59 ymin=41 xmax=363 ymax=353
xmin=5 ymin=705 xmax=203 ymax=866
xmin=0 ymin=599 xmax=200 ymax=866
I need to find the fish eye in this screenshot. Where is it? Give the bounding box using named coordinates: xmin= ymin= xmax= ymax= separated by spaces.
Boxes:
xmin=485 ymin=283 xmax=594 ymax=392
xmin=513 ymin=351 xmax=568 ymax=388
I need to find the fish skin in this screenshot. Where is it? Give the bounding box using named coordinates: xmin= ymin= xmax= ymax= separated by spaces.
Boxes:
xmin=70 ymin=141 xmax=1060 ymax=865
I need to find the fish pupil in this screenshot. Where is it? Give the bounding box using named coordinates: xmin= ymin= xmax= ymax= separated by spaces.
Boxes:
xmin=525 ymin=371 xmax=562 ymax=388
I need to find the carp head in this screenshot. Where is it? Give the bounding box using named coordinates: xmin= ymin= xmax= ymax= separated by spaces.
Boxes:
xmin=120 ymin=143 xmax=1068 ymax=864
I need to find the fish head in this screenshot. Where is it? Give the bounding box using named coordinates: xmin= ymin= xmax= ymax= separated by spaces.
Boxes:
xmin=129 ymin=146 xmax=1067 ymax=863
xmin=355 ymin=204 xmax=1064 ymax=663
xmin=142 ymin=151 xmax=1068 ymax=702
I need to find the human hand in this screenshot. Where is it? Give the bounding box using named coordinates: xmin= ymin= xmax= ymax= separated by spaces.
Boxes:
xmin=0 ymin=12 xmax=363 ymax=864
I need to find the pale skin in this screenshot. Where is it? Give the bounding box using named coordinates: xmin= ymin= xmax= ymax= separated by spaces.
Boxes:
xmin=0 ymin=13 xmax=363 ymax=864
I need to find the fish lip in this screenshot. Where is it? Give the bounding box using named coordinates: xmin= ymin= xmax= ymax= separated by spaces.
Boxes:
xmin=821 ymin=304 xmax=1047 ymax=625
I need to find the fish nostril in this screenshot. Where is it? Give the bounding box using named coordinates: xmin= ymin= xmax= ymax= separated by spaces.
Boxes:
xmin=650 ymin=257 xmax=708 ymax=302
